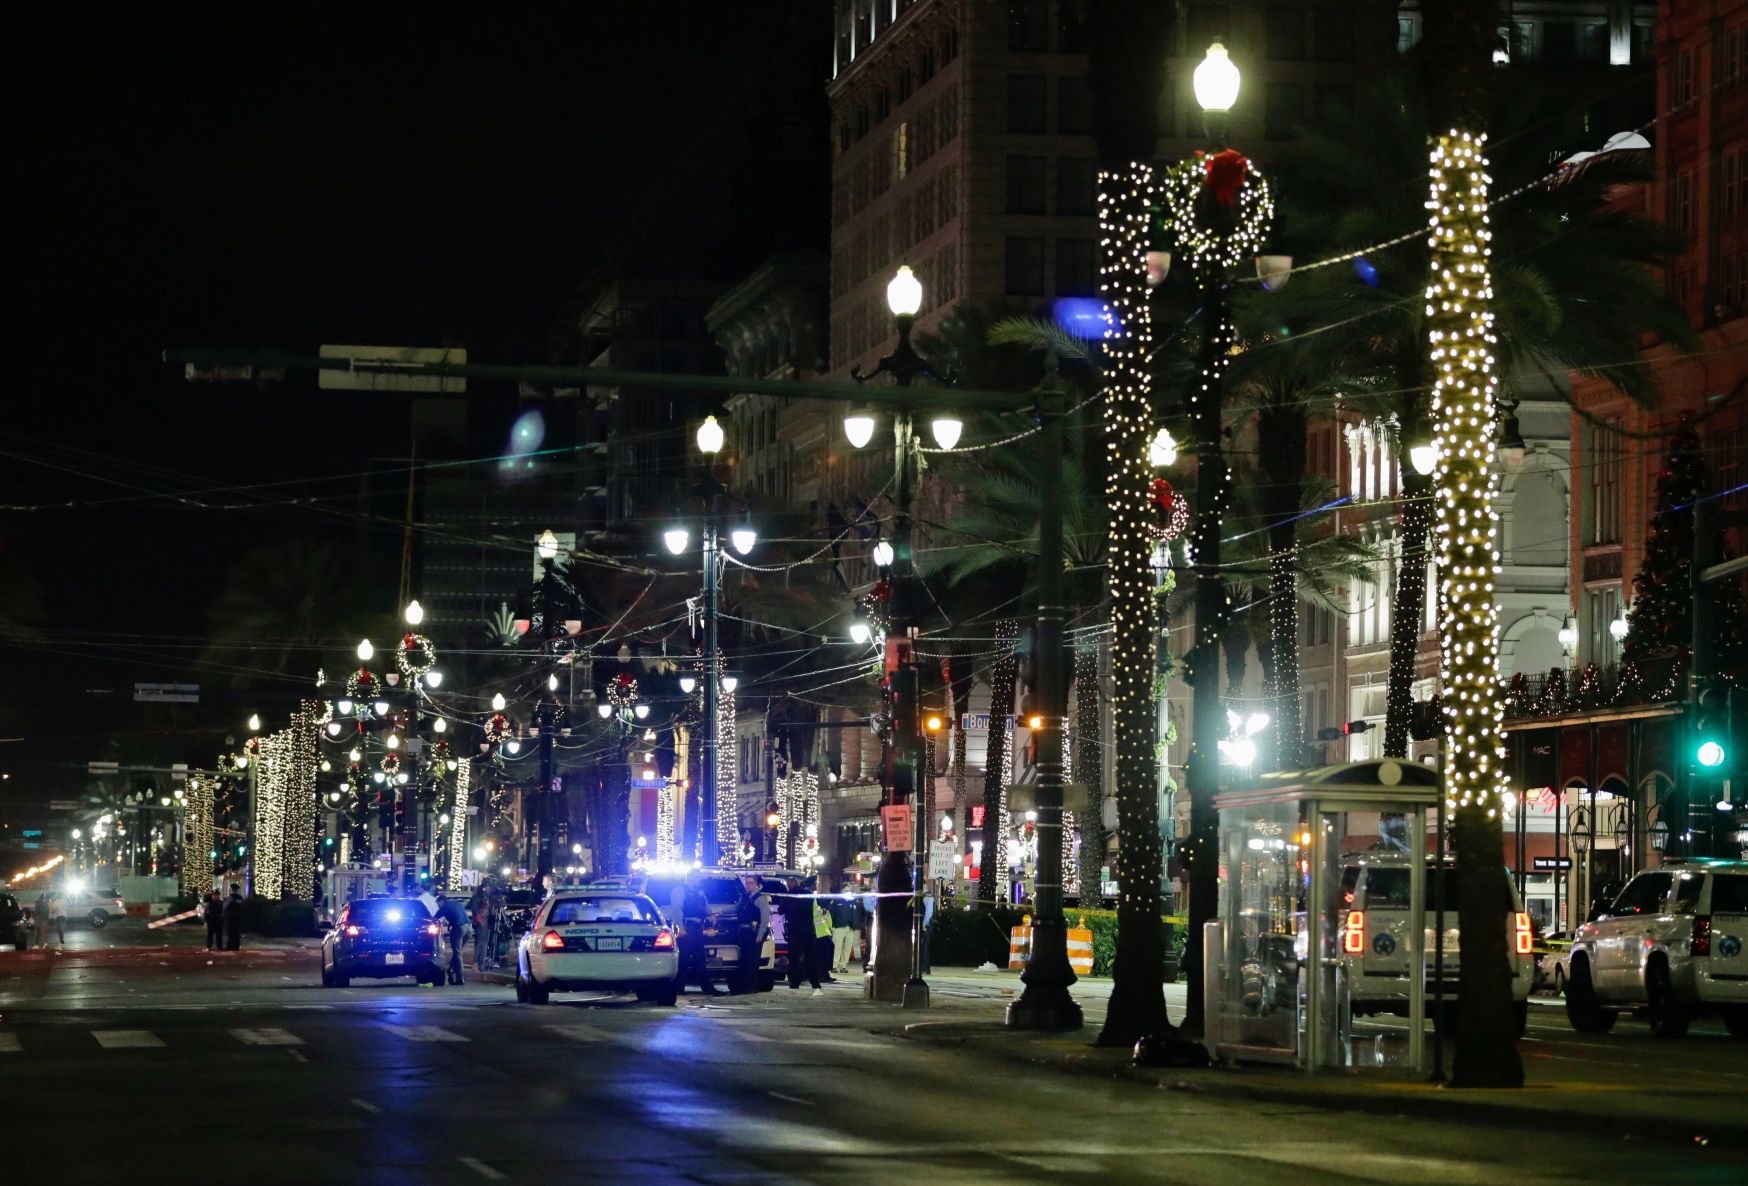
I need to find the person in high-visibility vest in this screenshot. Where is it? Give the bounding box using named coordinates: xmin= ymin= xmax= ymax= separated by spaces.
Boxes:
xmin=811 ymin=885 xmax=834 ymax=983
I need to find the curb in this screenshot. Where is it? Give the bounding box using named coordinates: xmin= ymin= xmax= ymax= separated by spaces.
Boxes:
xmin=887 ymin=1020 xmax=1748 ymax=1152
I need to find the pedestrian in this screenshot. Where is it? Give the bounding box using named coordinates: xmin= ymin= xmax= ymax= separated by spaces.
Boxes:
xmin=733 ymin=872 xmax=770 ymax=995
xmin=470 ymin=888 xmax=498 ymax=972
xmin=678 ymin=870 xmax=723 ymax=995
xmin=779 ymin=877 xmax=822 ymax=995
xmin=34 ymin=890 xmax=51 ymax=947
xmin=222 ymin=884 xmax=244 ymax=951
xmin=435 ymin=892 xmax=469 ymax=985
xmin=205 ymin=889 xmax=224 ymax=950
xmin=45 ymin=888 xmax=66 ymax=947
xmin=811 ymin=881 xmax=835 ymax=983
xmin=829 ymin=889 xmax=858 ymax=974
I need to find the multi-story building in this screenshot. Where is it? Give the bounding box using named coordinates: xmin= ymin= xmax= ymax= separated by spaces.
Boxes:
xmin=1495 ymin=0 xmax=1748 ymax=929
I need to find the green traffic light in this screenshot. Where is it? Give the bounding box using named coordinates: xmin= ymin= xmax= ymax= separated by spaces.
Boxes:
xmin=1697 ymin=740 xmax=1726 ymax=768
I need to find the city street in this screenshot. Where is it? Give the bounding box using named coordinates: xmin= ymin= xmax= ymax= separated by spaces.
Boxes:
xmin=3 ymin=921 xmax=1742 ymax=1185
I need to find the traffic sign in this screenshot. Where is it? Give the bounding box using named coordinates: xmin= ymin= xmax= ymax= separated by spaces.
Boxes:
xmin=134 ymin=683 xmax=199 ymax=704
xmin=926 ymin=845 xmax=955 ymax=879
xmin=1533 ymin=856 xmax=1573 ymax=871
xmin=881 ymin=804 xmax=913 ymax=851
xmin=87 ymin=761 xmax=120 ymax=775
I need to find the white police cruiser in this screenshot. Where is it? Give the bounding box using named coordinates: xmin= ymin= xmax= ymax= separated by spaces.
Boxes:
xmin=1566 ymin=859 xmax=1748 ymax=1039
xmin=514 ymin=885 xmax=679 ymax=1006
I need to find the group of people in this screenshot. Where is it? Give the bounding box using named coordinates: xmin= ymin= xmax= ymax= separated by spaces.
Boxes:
xmin=30 ymin=889 xmax=67 ymax=947
xmin=666 ymin=870 xmax=875 ymax=999
xmin=202 ymin=885 xmax=245 ymax=950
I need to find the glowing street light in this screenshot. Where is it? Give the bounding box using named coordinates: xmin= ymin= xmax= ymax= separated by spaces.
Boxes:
xmin=403 ymin=599 xmax=424 ymax=626
xmin=664 ymin=527 xmax=690 ymax=555
xmin=696 ymin=415 xmax=725 ymax=456
xmin=356 ymin=639 xmax=374 ymax=662
xmin=537 ymin=529 xmax=559 ymax=560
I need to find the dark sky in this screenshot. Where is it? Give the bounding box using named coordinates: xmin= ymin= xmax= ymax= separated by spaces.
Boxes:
xmin=2 ymin=9 xmax=829 ymax=801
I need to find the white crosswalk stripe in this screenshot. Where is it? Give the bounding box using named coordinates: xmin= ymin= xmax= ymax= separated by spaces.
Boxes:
xmin=384 ymin=1024 xmax=467 ymax=1043
xmin=231 ymin=1027 xmax=303 ymax=1046
xmin=92 ymin=1030 xmax=165 ymax=1049
xmin=0 ymin=1033 xmax=20 ymax=1053
xmin=545 ymin=1023 xmax=611 ymax=1043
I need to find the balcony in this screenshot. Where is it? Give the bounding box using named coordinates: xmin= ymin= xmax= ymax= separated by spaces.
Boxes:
xmin=1501 ymin=655 xmax=1684 ymax=722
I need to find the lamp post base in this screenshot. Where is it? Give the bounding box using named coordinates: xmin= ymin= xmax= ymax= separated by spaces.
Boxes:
xmin=901 ymin=976 xmax=931 ymax=1009
xmin=1005 ymin=987 xmax=1084 ymax=1031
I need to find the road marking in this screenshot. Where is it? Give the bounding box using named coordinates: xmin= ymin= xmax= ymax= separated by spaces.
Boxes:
xmin=284 ymin=1004 xmax=332 ymax=1010
xmin=766 ymin=1090 xmax=814 ymax=1105
xmin=350 ymin=1097 xmax=380 ymax=1114
xmin=92 ymin=1030 xmax=165 ymax=1049
xmin=458 ymin=1156 xmax=507 ymax=1181
xmin=0 ymin=1033 xmax=20 ymax=1053
xmin=287 ymin=1049 xmax=308 ymax=1063
xmin=231 ymin=1027 xmax=303 ymax=1046
xmin=734 ymin=1029 xmax=775 ymax=1043
xmin=384 ymin=1024 xmax=466 ymax=1043
xmin=545 ymin=1023 xmax=611 ymax=1043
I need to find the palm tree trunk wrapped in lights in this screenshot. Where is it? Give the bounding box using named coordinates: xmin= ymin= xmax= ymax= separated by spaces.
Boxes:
xmin=977 ymin=622 xmax=1020 ymax=902
xmin=1422 ymin=0 xmax=1522 ymax=1089
xmin=1072 ymin=642 xmax=1104 ymax=905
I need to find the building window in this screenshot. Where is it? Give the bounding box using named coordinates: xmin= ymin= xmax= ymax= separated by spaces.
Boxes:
xmin=1724 ymin=146 xmax=1743 ymax=220
xmin=1058 ymin=75 xmax=1093 ymax=134
xmin=1578 ymin=21 xmax=1609 ymax=65
xmin=1058 ymin=0 xmax=1091 ymax=54
xmin=1675 ymin=47 xmax=1697 ymax=105
xmin=1007 ymin=74 xmax=1048 ymax=132
xmin=1055 ymin=238 xmax=1097 ymax=296
xmin=1008 ymin=0 xmax=1049 ymax=51
xmin=1585 ymin=419 xmax=1623 ymax=545
xmin=941 ymin=26 xmax=958 ymax=64
xmin=1396 ymin=16 xmax=1419 ymax=54
xmin=1188 ymin=4 xmax=1230 ymax=44
xmin=918 ymin=46 xmax=935 ymax=85
xmin=1266 ymin=6 xmax=1305 ymax=61
xmin=1056 ymin=157 xmax=1097 ymax=216
xmin=1725 ymin=23 xmax=1746 ymax=87
xmin=1265 ymin=83 xmax=1303 ymax=140
xmin=1631 ymin=22 xmax=1654 ymax=66
xmin=1673 ymin=170 xmax=1696 ymax=238
xmin=1723 ymin=251 xmax=1747 ymax=312
xmin=1313 ymin=6 xmax=1354 ymax=62
xmin=875 ymin=89 xmax=891 ymax=123
xmin=1315 ymin=84 xmax=1354 ymax=121
xmin=1542 ymin=22 xmax=1576 ymax=67
xmin=1503 ymin=21 xmax=1534 ymax=65
xmin=1005 ymin=237 xmax=1045 ymax=295
xmin=1005 ymin=155 xmax=1047 ymax=214
xmin=893 ymin=123 xmax=909 ymax=181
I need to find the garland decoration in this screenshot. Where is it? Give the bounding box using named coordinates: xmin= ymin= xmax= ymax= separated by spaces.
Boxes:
xmin=1148 ymin=477 xmax=1191 ymax=541
xmin=606 ymin=673 xmax=640 ymax=713
xmin=483 ymin=712 xmax=512 ymax=745
xmin=345 ymin=668 xmax=377 ymax=700
xmin=1160 ymin=149 xmax=1274 ymax=271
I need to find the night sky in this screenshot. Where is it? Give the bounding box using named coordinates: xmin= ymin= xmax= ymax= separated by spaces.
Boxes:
xmin=3 ymin=8 xmax=829 ymax=813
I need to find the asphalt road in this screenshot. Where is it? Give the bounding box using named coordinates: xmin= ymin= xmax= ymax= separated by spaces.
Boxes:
xmin=2 ymin=921 xmax=1742 ymax=1185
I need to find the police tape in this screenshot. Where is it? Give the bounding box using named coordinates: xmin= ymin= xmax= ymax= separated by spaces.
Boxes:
xmin=146 ymin=907 xmax=203 ymax=930
xmin=764 ymin=890 xmax=1187 ymax=925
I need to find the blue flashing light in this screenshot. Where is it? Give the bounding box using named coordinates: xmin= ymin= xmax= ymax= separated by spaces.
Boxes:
xmin=1353 ymin=257 xmax=1380 ymax=288
xmin=1051 ymin=296 xmax=1114 ymax=338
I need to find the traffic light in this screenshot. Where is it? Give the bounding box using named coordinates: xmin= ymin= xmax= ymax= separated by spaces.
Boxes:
xmin=1316 ymin=720 xmax=1372 ymax=742
xmin=1693 ymin=681 xmax=1730 ymax=769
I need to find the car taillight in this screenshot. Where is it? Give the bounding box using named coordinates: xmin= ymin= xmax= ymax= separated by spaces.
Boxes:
xmin=345 ymin=925 xmax=362 ymax=937
xmin=1514 ymin=912 xmax=1533 ymax=956
xmin=425 ymin=923 xmax=440 ymax=936
xmin=1342 ymin=911 xmax=1365 ymax=954
xmin=653 ymin=928 xmax=675 ymax=949
xmin=541 ymin=930 xmax=566 ymax=951
xmin=1693 ymin=915 xmax=1712 ymax=957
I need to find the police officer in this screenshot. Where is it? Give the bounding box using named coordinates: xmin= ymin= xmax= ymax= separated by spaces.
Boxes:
xmin=222 ymin=884 xmax=244 ymax=951
xmin=435 ymin=892 xmax=470 ymax=984
xmin=677 ymin=870 xmax=723 ymax=995
xmin=734 ymin=873 xmax=770 ymax=995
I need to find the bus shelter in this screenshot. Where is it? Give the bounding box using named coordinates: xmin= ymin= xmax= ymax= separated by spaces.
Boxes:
xmin=1203 ymin=759 xmax=1438 ymax=1072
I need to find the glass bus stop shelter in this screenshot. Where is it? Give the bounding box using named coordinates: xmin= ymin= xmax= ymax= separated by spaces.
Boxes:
xmin=1203 ymin=758 xmax=1438 ymax=1072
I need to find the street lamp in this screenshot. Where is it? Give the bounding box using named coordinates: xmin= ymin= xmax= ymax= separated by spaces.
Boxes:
xmin=1192 ymin=40 xmax=1241 ymax=138
xmin=1149 ymin=427 xmax=1179 ymax=469
xmin=849 ymin=620 xmax=872 ymax=645
xmin=730 ymin=520 xmax=757 ymax=556
xmin=663 ymin=527 xmax=690 ymax=555
xmin=843 ymin=411 xmax=877 ymax=449
xmin=492 ymin=693 xmax=507 ymax=712
xmin=1609 ymin=615 xmax=1629 ymax=643
xmin=247 ymin=714 xmax=261 ymax=733
xmin=356 ymin=639 xmax=374 ymax=662
xmin=537 ymin=530 xmax=559 ymax=561
xmin=696 ymin=415 xmax=725 ymax=456
xmin=1650 ymin=817 xmax=1670 ymax=851
xmin=872 ymin=540 xmax=895 ymax=569
xmin=404 ymin=599 xmax=424 ymax=626
xmin=1558 ymin=618 xmax=1579 ymax=653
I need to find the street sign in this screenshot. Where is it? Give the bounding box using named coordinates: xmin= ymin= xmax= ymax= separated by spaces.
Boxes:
xmin=134 ymin=683 xmax=199 ymax=704
xmin=48 ymin=800 xmax=77 ymax=811
xmin=317 ymin=345 xmax=467 ymax=392
xmin=927 ymin=845 xmax=955 ymax=880
xmin=629 ymin=777 xmax=666 ymax=790
xmin=881 ymin=804 xmax=913 ymax=852
xmin=87 ymin=761 xmax=120 ymax=775
xmin=171 ymin=762 xmax=188 ymax=782
xmin=961 ymin=713 xmax=1015 ymax=732
xmin=1533 ymin=856 xmax=1573 ymax=871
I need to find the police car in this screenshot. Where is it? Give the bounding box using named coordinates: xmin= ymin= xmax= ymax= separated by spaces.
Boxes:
xmin=1339 ymin=854 xmax=1535 ymax=1035
xmin=1566 ymin=859 xmax=1748 ymax=1038
xmin=513 ymin=886 xmax=679 ymax=1005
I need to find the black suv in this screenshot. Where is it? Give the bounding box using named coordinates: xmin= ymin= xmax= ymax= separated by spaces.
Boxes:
xmin=1 ymin=893 xmax=29 ymax=950
xmin=320 ymin=897 xmax=451 ymax=987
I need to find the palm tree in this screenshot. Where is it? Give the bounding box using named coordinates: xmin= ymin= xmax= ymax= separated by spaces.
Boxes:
xmin=1267 ymin=68 xmax=1693 ymax=761
xmin=203 ymin=537 xmax=391 ymax=685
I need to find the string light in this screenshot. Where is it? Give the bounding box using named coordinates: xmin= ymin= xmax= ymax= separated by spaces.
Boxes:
xmin=182 ymin=773 xmax=214 ymax=897
xmin=979 ymin=620 xmax=1021 ymax=900
xmin=1100 ymin=162 xmax=1169 ymax=926
xmin=716 ymin=683 xmax=737 ymax=857
xmin=1071 ymin=642 xmax=1103 ymax=902
xmin=445 ymin=760 xmax=470 ymax=891
xmin=1426 ymin=131 xmax=1507 ymax=817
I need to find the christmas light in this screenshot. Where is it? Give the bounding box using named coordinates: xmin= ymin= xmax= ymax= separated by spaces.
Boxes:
xmin=1426 ymin=131 xmax=1507 ymax=815
xmin=445 ymin=760 xmax=470 ymax=891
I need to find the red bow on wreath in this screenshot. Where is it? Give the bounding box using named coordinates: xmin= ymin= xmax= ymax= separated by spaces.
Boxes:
xmin=1150 ymin=477 xmax=1175 ymax=513
xmin=613 ymin=673 xmax=634 ymax=689
xmin=1204 ymin=149 xmax=1248 ymax=207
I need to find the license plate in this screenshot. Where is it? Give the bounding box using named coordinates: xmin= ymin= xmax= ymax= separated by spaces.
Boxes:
xmin=384 ymin=952 xmax=404 ymax=965
xmin=594 ymin=938 xmax=624 ymax=952
xmin=711 ymin=946 xmax=738 ymax=962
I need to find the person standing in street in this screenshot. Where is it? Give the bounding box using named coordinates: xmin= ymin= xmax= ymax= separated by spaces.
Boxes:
xmin=810 ymin=881 xmax=835 ymax=983
xmin=829 ymin=889 xmax=858 ymax=974
xmin=205 ymin=889 xmax=224 ymax=950
xmin=435 ymin=891 xmax=469 ymax=985
xmin=677 ymin=870 xmax=723 ymax=995
xmin=45 ymin=889 xmax=66 ymax=947
xmin=779 ymin=876 xmax=822 ymax=995
xmin=470 ymin=887 xmax=498 ymax=972
xmin=734 ymin=873 xmax=770 ymax=995
xmin=222 ymin=884 xmax=244 ymax=951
